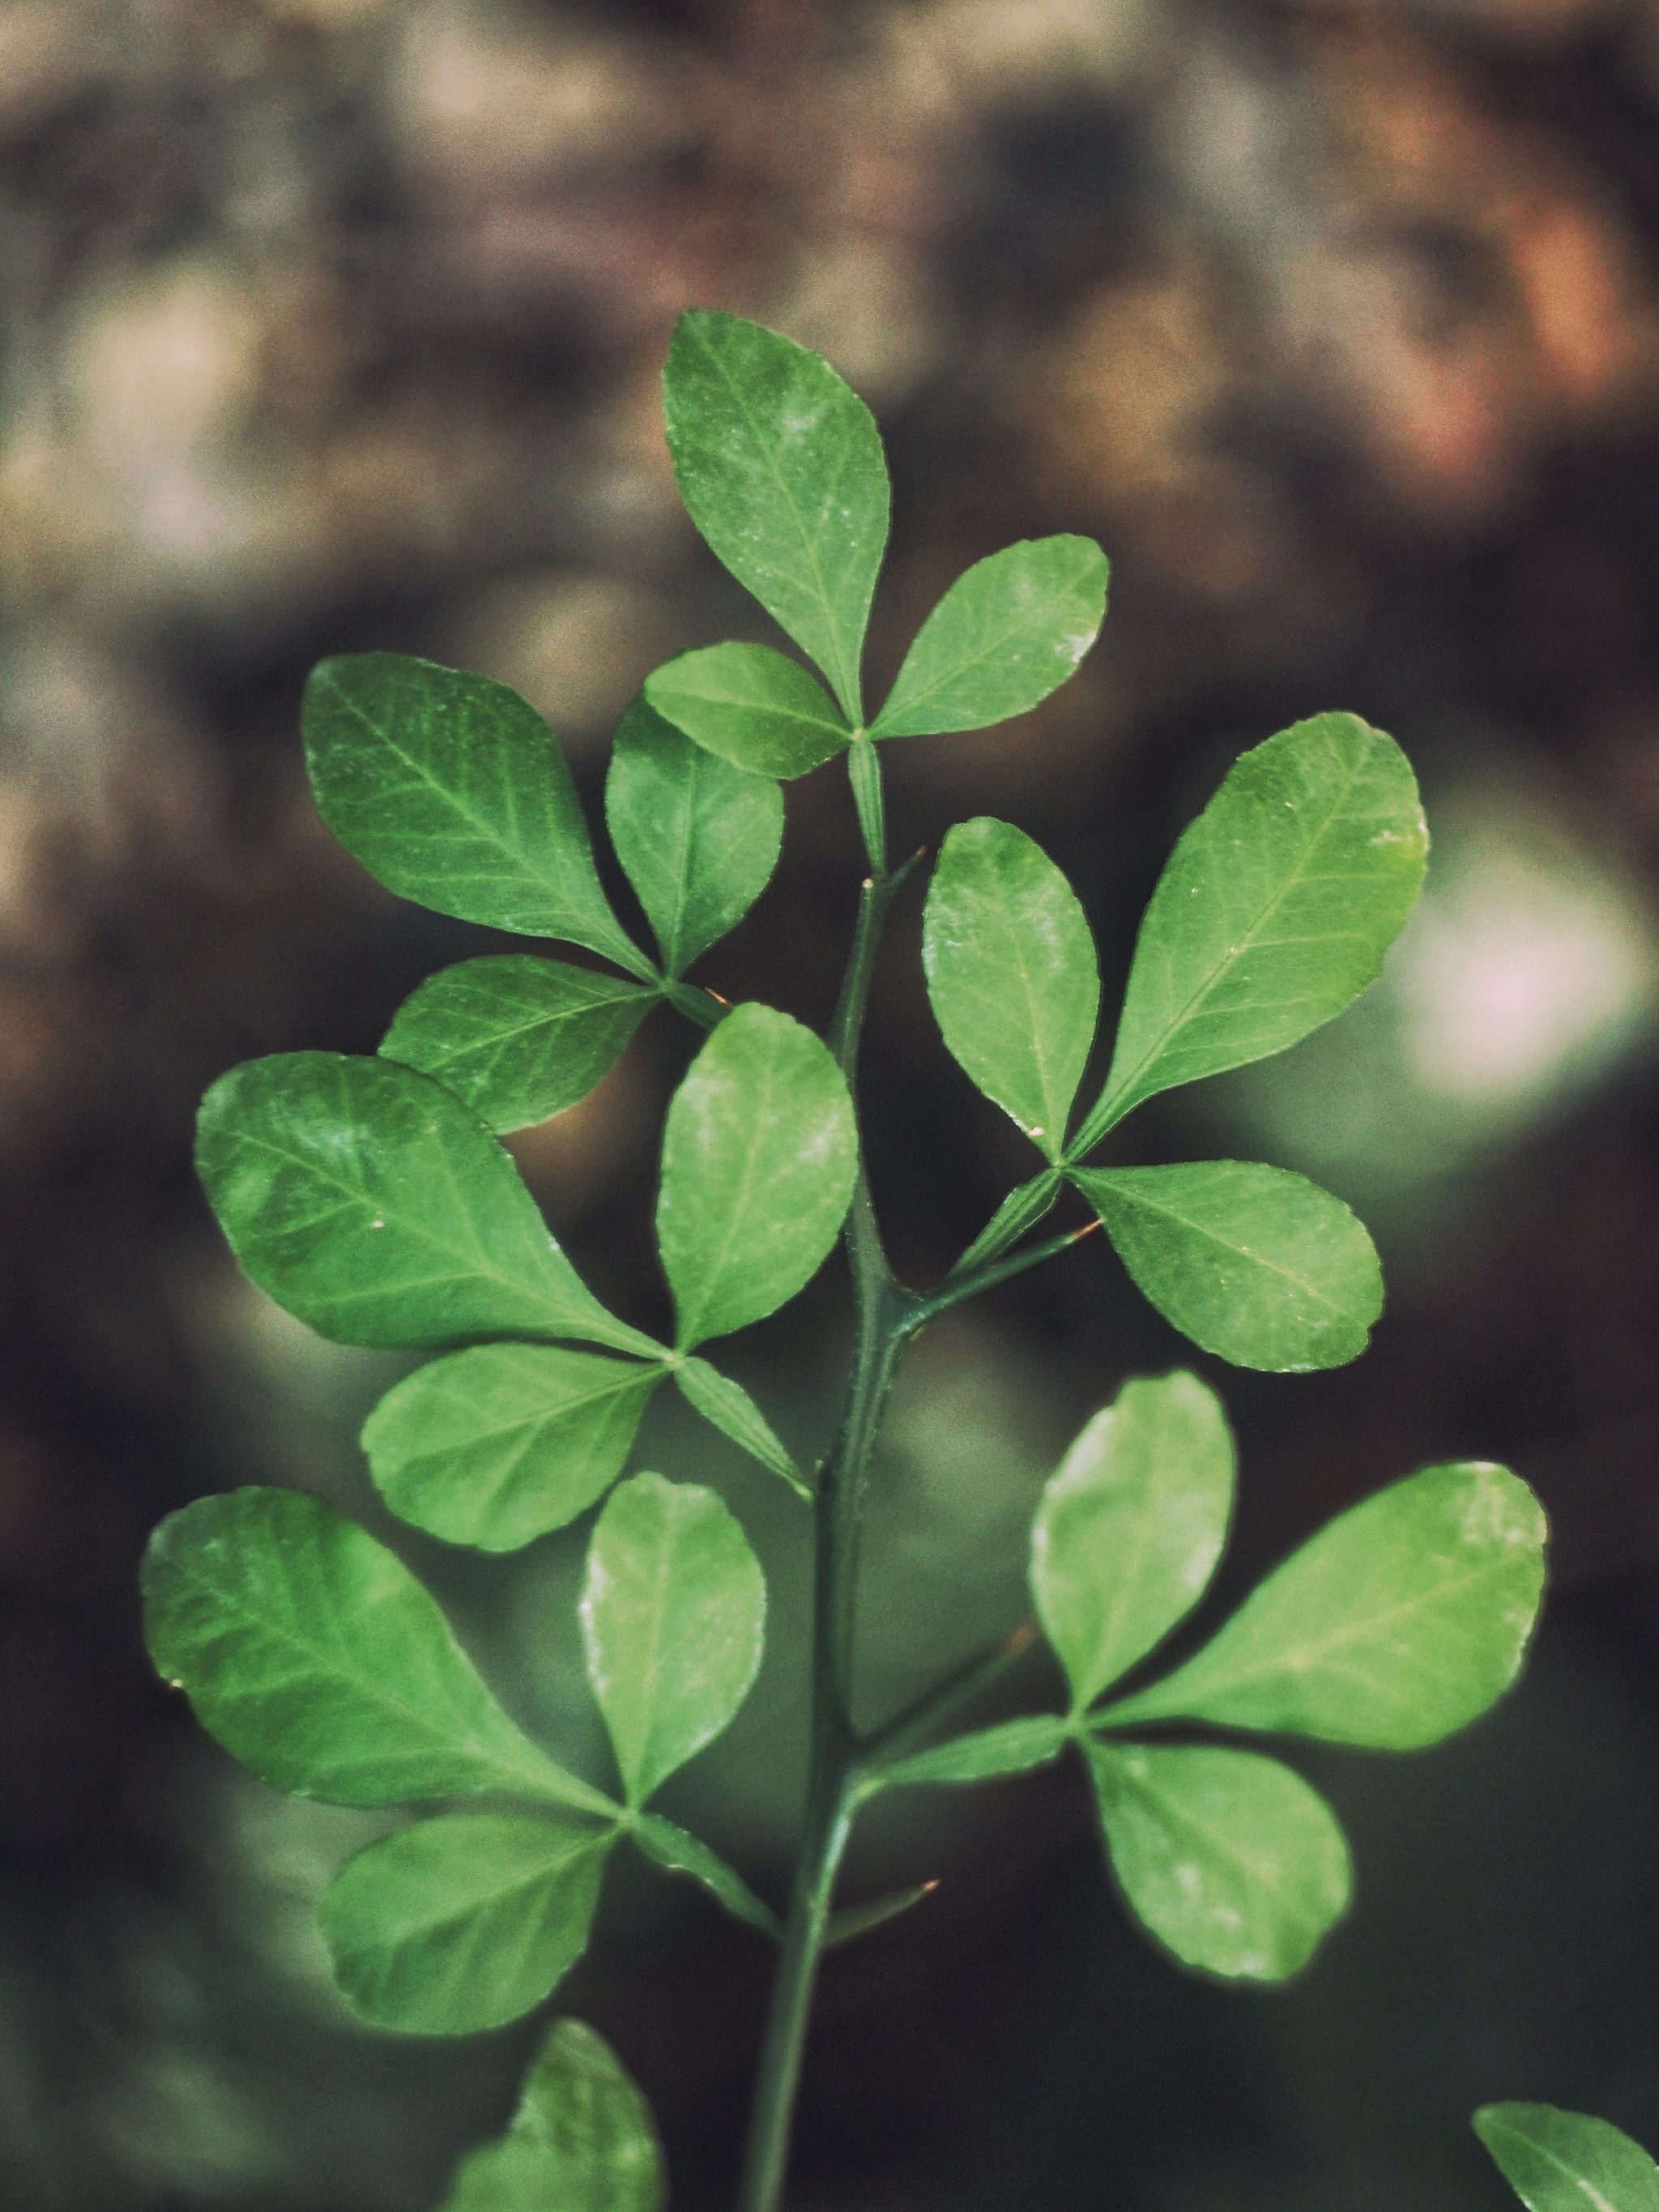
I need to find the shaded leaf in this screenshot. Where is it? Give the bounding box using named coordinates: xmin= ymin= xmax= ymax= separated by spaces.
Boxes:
xmin=645 ymin=645 xmax=849 ymax=781
xmin=825 ymin=1883 xmax=938 ymax=1948
xmin=674 ymin=1355 xmax=809 ymax=1498
xmin=629 ymin=1812 xmax=781 ymax=1939
xmin=1474 ymin=2104 xmax=1659 ymax=2212
xmin=877 ymin=1715 xmax=1070 ymax=1790
xmin=442 ymin=2018 xmax=665 ymax=2212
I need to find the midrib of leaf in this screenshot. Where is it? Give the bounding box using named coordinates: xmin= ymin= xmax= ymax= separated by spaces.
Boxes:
xmin=878 ymin=547 xmax=1094 ymax=726
xmin=1501 ymin=2137 xmax=1620 ymax=2212
xmin=413 ymin=987 xmax=648 ymax=1074
xmin=673 ymin=1045 xmax=783 ymax=1347
xmin=626 ymin=1517 xmax=677 ymax=1804
xmin=1085 ymin=1176 xmax=1348 ymax=1319
xmin=1104 ymin=1750 xmax=1302 ymax=1899
xmin=1000 ymin=900 xmax=1068 ymax=1154
xmin=412 ymin=1366 xmax=659 ymax=1463
xmin=378 ymin=1836 xmax=608 ymax=1957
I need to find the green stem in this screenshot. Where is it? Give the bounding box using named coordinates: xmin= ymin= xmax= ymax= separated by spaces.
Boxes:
xmin=902 ymin=1221 xmax=1099 ymax=1337
xmin=859 ymin=1621 xmax=1043 ymax=1775
xmin=847 ymin=737 xmax=886 ymax=878
xmin=659 ymin=975 xmax=727 ymax=1029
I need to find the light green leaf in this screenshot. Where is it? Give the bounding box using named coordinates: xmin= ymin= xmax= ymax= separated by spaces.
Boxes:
xmin=606 ymin=697 xmax=785 ymax=974
xmin=1031 ymin=1372 xmax=1234 ymax=1712
xmin=872 ymin=536 xmax=1108 ymax=739
xmin=381 ymin=957 xmax=656 ymax=1134
xmin=662 ymin=309 xmax=890 ymax=722
xmin=1085 ymin=1739 xmax=1350 ymax=1981
xmin=442 ymin=2018 xmax=665 ymax=2212
xmin=825 ymin=1884 xmax=938 ymax=1948
xmin=629 ymin=1813 xmax=782 ymax=1939
xmin=321 ymin=1813 xmax=612 ymax=2034
xmin=656 ymin=1004 xmax=857 ymax=1348
xmin=673 ymin=1356 xmax=809 ymax=1498
xmin=142 ymin=1489 xmax=612 ymax=1815
xmin=581 ymin=1473 xmax=766 ymax=1805
xmin=1072 ymin=1161 xmax=1384 ymax=1372
xmin=363 ymin=1345 xmax=663 ymax=1553
xmin=644 ymin=646 xmax=850 ymax=781
xmin=198 ymin=1053 xmax=655 ymax=1357
xmin=303 ymin=654 xmax=647 ymax=974
xmin=1099 ymin=1462 xmax=1546 ymax=1746
xmin=923 ymin=819 xmax=1099 ymax=1163
xmin=876 ymin=1715 xmax=1071 ymax=1791
xmin=1474 ymin=2104 xmax=1659 ymax=2212
xmin=1072 ymin=713 xmax=1427 ymax=1150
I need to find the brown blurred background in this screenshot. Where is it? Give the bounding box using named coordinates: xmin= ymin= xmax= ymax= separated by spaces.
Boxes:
xmin=7 ymin=0 xmax=1659 ymax=2205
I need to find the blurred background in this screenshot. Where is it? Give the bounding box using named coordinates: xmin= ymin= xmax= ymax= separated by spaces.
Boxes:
xmin=6 ymin=0 xmax=1659 ymax=2204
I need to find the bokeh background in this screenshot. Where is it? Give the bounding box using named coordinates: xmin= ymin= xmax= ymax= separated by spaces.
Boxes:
xmin=7 ymin=0 xmax=1659 ymax=2204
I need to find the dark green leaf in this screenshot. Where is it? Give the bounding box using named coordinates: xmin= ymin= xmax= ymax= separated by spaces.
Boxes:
xmin=673 ymin=1355 xmax=809 ymax=1498
xmin=1085 ymin=1739 xmax=1350 ymax=1982
xmin=363 ymin=1345 xmax=663 ymax=1552
xmin=198 ymin=1053 xmax=655 ymax=1355
xmin=656 ymin=1004 xmax=857 ymax=1348
xmin=381 ymin=958 xmax=656 ymax=1134
xmin=321 ymin=1813 xmax=612 ymax=2034
xmin=1031 ymin=1372 xmax=1234 ymax=1711
xmin=1099 ymin=1462 xmax=1546 ymax=1747
xmin=872 ymin=536 xmax=1108 ymax=739
xmin=662 ymin=310 xmax=889 ymax=722
xmin=949 ymin=1169 xmax=1063 ymax=1278
xmin=923 ymin=820 xmax=1099 ymax=1163
xmin=629 ymin=1813 xmax=781 ymax=1939
xmin=825 ymin=1883 xmax=938 ymax=1948
xmin=644 ymin=646 xmax=849 ymax=781
xmin=581 ymin=1473 xmax=766 ymax=1805
xmin=303 ymin=654 xmax=646 ymax=972
xmin=1072 ymin=1161 xmax=1384 ymax=1372
xmin=876 ymin=1715 xmax=1070 ymax=1790
xmin=143 ymin=1489 xmax=612 ymax=1814
xmin=1474 ymin=2104 xmax=1659 ymax=2212
xmin=441 ymin=2018 xmax=665 ymax=2212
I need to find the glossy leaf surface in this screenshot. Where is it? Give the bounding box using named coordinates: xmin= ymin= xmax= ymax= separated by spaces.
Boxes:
xmin=657 ymin=1004 xmax=856 ymax=1348
xmin=1101 ymin=1462 xmax=1546 ymax=1746
xmin=878 ymin=1715 xmax=1070 ymax=1790
xmin=581 ymin=1473 xmax=766 ymax=1805
xmin=1475 ymin=2104 xmax=1659 ymax=2212
xmin=442 ymin=2019 xmax=665 ymax=2212
xmin=381 ymin=957 xmax=655 ymax=1134
xmin=630 ymin=1813 xmax=781 ymax=1939
xmin=645 ymin=646 xmax=849 ymax=780
xmin=303 ymin=654 xmax=644 ymax=970
xmin=662 ymin=309 xmax=889 ymax=720
xmin=143 ymin=1489 xmax=611 ymax=1813
xmin=1086 ymin=1740 xmax=1350 ymax=1981
xmin=363 ymin=1345 xmax=663 ymax=1552
xmin=674 ymin=1356 xmax=808 ymax=1497
xmin=1031 ymin=1372 xmax=1234 ymax=1711
xmin=923 ymin=819 xmax=1099 ymax=1162
xmin=872 ymin=536 xmax=1108 ymax=739
xmin=322 ymin=1813 xmax=612 ymax=2033
xmin=606 ymin=697 xmax=784 ymax=974
xmin=1073 ymin=1161 xmax=1384 ymax=1372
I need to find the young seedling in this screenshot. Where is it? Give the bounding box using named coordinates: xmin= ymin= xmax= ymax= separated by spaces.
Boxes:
xmin=1477 ymin=2103 xmax=1659 ymax=2210
xmin=143 ymin=312 xmax=1549 ymax=2210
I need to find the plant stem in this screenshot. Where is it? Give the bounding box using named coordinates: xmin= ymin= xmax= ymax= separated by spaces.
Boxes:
xmin=901 ymin=1220 xmax=1100 ymax=1337
xmin=858 ymin=1621 xmax=1043 ymax=1774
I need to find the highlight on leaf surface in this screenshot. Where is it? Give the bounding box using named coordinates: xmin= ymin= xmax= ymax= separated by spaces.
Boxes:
xmin=441 ymin=2018 xmax=666 ymax=2212
xmin=303 ymin=653 xmax=647 ymax=974
xmin=645 ymin=644 xmax=850 ymax=780
xmin=1073 ymin=1160 xmax=1384 ymax=1372
xmin=321 ymin=1812 xmax=613 ymax=2034
xmin=1474 ymin=2103 xmax=1659 ymax=2212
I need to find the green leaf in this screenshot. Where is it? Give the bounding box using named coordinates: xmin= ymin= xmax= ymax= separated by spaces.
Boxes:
xmin=303 ymin=654 xmax=647 ymax=974
xmin=825 ymin=1883 xmax=938 ymax=1948
xmin=872 ymin=537 xmax=1108 ymax=739
xmin=949 ymin=1168 xmax=1064 ymax=1278
xmin=1072 ymin=1161 xmax=1384 ymax=1373
xmin=1099 ymin=1462 xmax=1546 ymax=1746
xmin=629 ymin=1813 xmax=782 ymax=1939
xmin=1031 ymin=1372 xmax=1234 ymax=1712
xmin=673 ymin=1356 xmax=809 ymax=1498
xmin=656 ymin=1004 xmax=857 ymax=1348
xmin=606 ymin=697 xmax=785 ymax=974
xmin=581 ymin=1473 xmax=766 ymax=1806
xmin=198 ymin=1053 xmax=655 ymax=1357
xmin=1085 ymin=1739 xmax=1350 ymax=1982
xmin=1072 ymin=713 xmax=1428 ymax=1150
xmin=442 ymin=2018 xmax=665 ymax=2212
xmin=876 ymin=1715 xmax=1071 ymax=1790
xmin=662 ymin=309 xmax=890 ymax=722
xmin=321 ymin=1813 xmax=612 ymax=2034
xmin=381 ymin=958 xmax=657 ymax=1135
xmin=922 ymin=819 xmax=1099 ymax=1163
xmin=363 ymin=1345 xmax=663 ymax=1553
xmin=1474 ymin=2104 xmax=1659 ymax=2212
xmin=644 ymin=646 xmax=850 ymax=781
xmin=143 ymin=1489 xmax=612 ymax=1815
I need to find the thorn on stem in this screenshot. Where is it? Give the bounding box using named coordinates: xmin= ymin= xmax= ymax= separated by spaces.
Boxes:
xmin=1068 ymin=1218 xmax=1104 ymax=1245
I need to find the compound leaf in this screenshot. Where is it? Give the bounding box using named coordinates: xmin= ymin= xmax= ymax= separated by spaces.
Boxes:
xmin=321 ymin=1813 xmax=613 ymax=2034
xmin=877 ymin=1715 xmax=1071 ymax=1791
xmin=381 ymin=958 xmax=656 ymax=1135
xmin=363 ymin=1345 xmax=663 ymax=1553
xmin=198 ymin=1053 xmax=655 ymax=1357
xmin=629 ymin=1812 xmax=781 ymax=1940
xmin=441 ymin=2018 xmax=665 ymax=2212
xmin=581 ymin=1473 xmax=766 ymax=1806
xmin=673 ymin=1356 xmax=809 ymax=1498
xmin=923 ymin=819 xmax=1099 ymax=1163
xmin=1474 ymin=2105 xmax=1659 ymax=2212
xmin=1085 ymin=1739 xmax=1350 ymax=1982
xmin=872 ymin=536 xmax=1108 ymax=739
xmin=1100 ymin=1462 xmax=1546 ymax=1747
xmin=1031 ymin=1372 xmax=1234 ymax=1712
xmin=1073 ymin=1161 xmax=1384 ymax=1373
xmin=645 ymin=646 xmax=849 ymax=781
xmin=143 ymin=1488 xmax=612 ymax=1815
xmin=605 ymin=697 xmax=785 ymax=975
xmin=656 ymin=1004 xmax=856 ymax=1348
xmin=303 ymin=654 xmax=646 ymax=974
xmin=663 ymin=309 xmax=889 ymax=722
